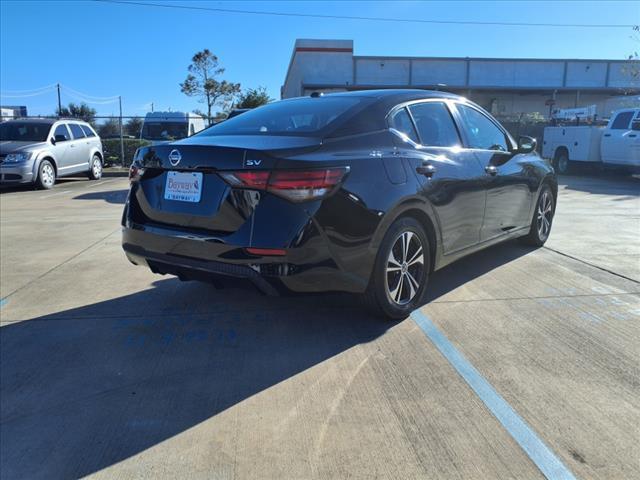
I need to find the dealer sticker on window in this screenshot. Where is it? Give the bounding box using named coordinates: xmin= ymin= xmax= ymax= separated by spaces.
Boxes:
xmin=164 ymin=171 xmax=203 ymax=203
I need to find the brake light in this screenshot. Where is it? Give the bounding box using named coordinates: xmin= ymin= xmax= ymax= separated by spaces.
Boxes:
xmin=219 ymin=167 xmax=349 ymax=202
xmin=129 ymin=163 xmax=145 ymax=183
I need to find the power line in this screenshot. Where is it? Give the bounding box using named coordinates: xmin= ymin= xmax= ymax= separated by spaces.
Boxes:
xmin=92 ymin=0 xmax=636 ymax=29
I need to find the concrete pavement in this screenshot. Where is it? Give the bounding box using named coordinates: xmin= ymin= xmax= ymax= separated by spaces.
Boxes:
xmin=0 ymin=173 xmax=638 ymax=479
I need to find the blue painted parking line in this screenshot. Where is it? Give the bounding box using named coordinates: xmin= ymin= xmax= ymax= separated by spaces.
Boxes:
xmin=410 ymin=310 xmax=577 ymax=480
xmin=0 ymin=298 xmax=7 ymax=308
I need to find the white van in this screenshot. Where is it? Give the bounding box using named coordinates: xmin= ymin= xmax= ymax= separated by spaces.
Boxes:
xmin=140 ymin=112 xmax=206 ymax=145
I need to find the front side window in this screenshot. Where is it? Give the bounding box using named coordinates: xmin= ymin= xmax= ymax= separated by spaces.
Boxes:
xmin=610 ymin=111 xmax=634 ymax=130
xmin=389 ymin=107 xmax=419 ymax=143
xmin=456 ymin=104 xmax=508 ymax=152
xmin=53 ymin=124 xmax=71 ymax=141
xmin=69 ymin=123 xmax=86 ymax=139
xmin=408 ymin=102 xmax=461 ymax=148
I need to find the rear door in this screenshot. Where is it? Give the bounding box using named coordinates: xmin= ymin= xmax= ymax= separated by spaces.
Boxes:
xmin=452 ymin=102 xmax=533 ymax=242
xmin=602 ymin=110 xmax=638 ymax=165
xmin=391 ymin=100 xmax=486 ymax=254
xmin=67 ymin=123 xmax=91 ymax=172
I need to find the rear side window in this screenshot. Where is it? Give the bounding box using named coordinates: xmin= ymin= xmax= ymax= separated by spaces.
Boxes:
xmin=408 ymin=102 xmax=460 ymax=147
xmin=81 ymin=124 xmax=96 ymax=137
xmin=610 ymin=111 xmax=634 ymax=130
xmin=53 ymin=124 xmax=70 ymax=141
xmin=199 ymin=97 xmax=366 ymax=136
xmin=456 ymin=104 xmax=508 ymax=151
xmin=69 ymin=123 xmax=86 ymax=139
xmin=389 ymin=108 xmax=419 ymax=143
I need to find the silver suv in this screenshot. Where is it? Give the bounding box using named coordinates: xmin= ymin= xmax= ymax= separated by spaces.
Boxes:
xmin=0 ymin=118 xmax=104 ymax=189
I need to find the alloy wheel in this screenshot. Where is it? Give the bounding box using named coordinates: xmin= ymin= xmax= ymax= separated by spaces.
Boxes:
xmin=385 ymin=231 xmax=424 ymax=305
xmin=537 ymin=191 xmax=553 ymax=240
xmin=41 ymin=163 xmax=54 ymax=187
xmin=92 ymin=158 xmax=102 ymax=178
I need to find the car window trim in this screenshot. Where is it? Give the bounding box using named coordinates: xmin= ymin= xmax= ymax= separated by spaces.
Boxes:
xmin=386 ymin=98 xmax=464 ymax=150
xmin=450 ymin=101 xmax=516 ymax=153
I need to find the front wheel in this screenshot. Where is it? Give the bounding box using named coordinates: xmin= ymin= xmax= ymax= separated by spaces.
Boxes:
xmin=36 ymin=160 xmax=56 ymax=189
xmin=362 ymin=217 xmax=431 ymax=320
xmin=520 ymin=185 xmax=555 ymax=246
xmin=88 ymin=155 xmax=103 ymax=180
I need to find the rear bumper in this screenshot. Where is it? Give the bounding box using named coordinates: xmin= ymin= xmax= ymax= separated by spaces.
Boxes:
xmin=122 ymin=222 xmax=368 ymax=295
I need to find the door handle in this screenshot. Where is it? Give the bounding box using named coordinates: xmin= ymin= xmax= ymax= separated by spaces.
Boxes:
xmin=416 ymin=162 xmax=436 ymax=178
xmin=69 ymin=144 xmax=75 ymax=148
xmin=629 ymin=134 xmax=637 ymax=138
xmin=603 ymin=133 xmax=611 ymax=137
xmin=485 ymin=165 xmax=498 ymax=176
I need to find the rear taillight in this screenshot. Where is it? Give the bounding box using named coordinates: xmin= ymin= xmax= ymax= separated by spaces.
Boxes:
xmin=129 ymin=163 xmax=145 ymax=183
xmin=219 ymin=167 xmax=349 ymax=202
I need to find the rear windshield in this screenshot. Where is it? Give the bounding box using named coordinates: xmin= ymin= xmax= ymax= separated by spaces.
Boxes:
xmin=199 ymin=97 xmax=366 ymax=136
xmin=0 ymin=122 xmax=51 ymax=142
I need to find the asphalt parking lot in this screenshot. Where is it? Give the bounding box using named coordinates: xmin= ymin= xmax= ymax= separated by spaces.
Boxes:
xmin=1 ymin=173 xmax=639 ymax=479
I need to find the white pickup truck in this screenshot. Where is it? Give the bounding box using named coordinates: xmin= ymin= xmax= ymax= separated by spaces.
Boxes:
xmin=542 ymin=108 xmax=640 ymax=174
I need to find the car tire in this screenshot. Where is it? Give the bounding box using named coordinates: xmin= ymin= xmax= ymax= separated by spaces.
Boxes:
xmin=35 ymin=160 xmax=56 ymax=190
xmin=362 ymin=217 xmax=431 ymax=320
xmin=553 ymin=150 xmax=570 ymax=174
xmin=88 ymin=155 xmax=103 ymax=180
xmin=520 ymin=184 xmax=555 ymax=247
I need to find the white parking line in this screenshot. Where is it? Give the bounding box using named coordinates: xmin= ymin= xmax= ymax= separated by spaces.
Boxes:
xmin=410 ymin=310 xmax=577 ymax=480
xmin=39 ymin=190 xmax=72 ymax=199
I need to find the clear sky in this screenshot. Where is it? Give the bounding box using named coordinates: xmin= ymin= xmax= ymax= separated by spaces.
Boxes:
xmin=1 ymin=0 xmax=638 ymax=117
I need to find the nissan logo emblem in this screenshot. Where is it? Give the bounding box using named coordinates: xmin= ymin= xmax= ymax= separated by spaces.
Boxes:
xmin=168 ymin=149 xmax=182 ymax=166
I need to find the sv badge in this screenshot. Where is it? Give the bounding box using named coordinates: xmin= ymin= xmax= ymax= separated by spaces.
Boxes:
xmin=245 ymin=159 xmax=262 ymax=167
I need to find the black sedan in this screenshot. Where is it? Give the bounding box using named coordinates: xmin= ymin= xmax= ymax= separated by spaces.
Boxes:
xmin=122 ymin=90 xmax=556 ymax=319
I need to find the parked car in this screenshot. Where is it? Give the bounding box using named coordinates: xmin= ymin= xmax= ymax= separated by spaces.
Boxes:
xmin=0 ymin=118 xmax=103 ymax=189
xmin=140 ymin=112 xmax=206 ymax=145
xmin=122 ymin=90 xmax=556 ymax=319
xmin=542 ymin=108 xmax=640 ymax=174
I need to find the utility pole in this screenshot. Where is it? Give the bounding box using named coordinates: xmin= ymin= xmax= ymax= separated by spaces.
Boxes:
xmin=56 ymin=83 xmax=62 ymax=116
xmin=119 ymin=96 xmax=125 ymax=167
xmin=151 ymin=102 xmax=154 ymax=112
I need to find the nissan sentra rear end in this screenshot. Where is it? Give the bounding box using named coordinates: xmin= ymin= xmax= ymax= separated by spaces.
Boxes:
xmin=121 ymin=95 xmax=376 ymax=295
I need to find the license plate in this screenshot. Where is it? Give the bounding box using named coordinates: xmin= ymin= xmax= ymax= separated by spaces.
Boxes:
xmin=164 ymin=171 xmax=203 ymax=203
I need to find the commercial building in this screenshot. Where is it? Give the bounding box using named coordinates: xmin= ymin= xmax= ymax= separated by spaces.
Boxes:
xmin=281 ymin=39 xmax=639 ymax=119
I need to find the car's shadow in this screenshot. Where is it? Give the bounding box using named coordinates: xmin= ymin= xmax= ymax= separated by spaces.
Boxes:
xmin=0 ymin=241 xmax=534 ymax=479
xmin=73 ymin=189 xmax=128 ymax=204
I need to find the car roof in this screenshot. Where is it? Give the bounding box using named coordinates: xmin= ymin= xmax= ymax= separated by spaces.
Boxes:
xmin=3 ymin=118 xmax=91 ymax=125
xmin=323 ymin=89 xmax=461 ymax=102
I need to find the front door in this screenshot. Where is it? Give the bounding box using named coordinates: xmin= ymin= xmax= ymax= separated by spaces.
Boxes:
xmin=391 ymin=101 xmax=486 ymax=254
xmin=452 ymin=103 xmax=534 ymax=242
xmin=602 ymin=110 xmax=638 ymax=165
xmin=51 ymin=124 xmax=73 ymax=170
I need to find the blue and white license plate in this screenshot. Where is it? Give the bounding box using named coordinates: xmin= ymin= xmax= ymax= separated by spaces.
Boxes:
xmin=164 ymin=171 xmax=203 ymax=203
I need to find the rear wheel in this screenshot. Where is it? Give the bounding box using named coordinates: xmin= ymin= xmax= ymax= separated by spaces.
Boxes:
xmin=362 ymin=217 xmax=430 ymax=320
xmin=88 ymin=155 xmax=102 ymax=180
xmin=553 ymin=150 xmax=570 ymax=174
xmin=520 ymin=184 xmax=555 ymax=246
xmin=36 ymin=160 xmax=55 ymax=189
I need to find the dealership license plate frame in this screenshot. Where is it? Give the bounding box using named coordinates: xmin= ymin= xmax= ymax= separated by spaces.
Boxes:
xmin=164 ymin=171 xmax=203 ymax=203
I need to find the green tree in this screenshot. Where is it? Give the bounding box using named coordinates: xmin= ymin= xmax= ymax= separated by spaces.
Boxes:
xmin=180 ymin=49 xmax=241 ymax=124
xmin=56 ymin=102 xmax=97 ymax=126
xmin=125 ymin=117 xmax=143 ymax=137
xmin=98 ymin=118 xmax=120 ymax=138
xmin=234 ymin=87 xmax=273 ymax=109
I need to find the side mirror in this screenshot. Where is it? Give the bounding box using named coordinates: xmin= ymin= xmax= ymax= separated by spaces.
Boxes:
xmin=50 ymin=137 xmax=56 ymax=145
xmin=517 ymin=135 xmax=537 ymax=154
xmin=54 ymin=134 xmax=67 ymax=143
